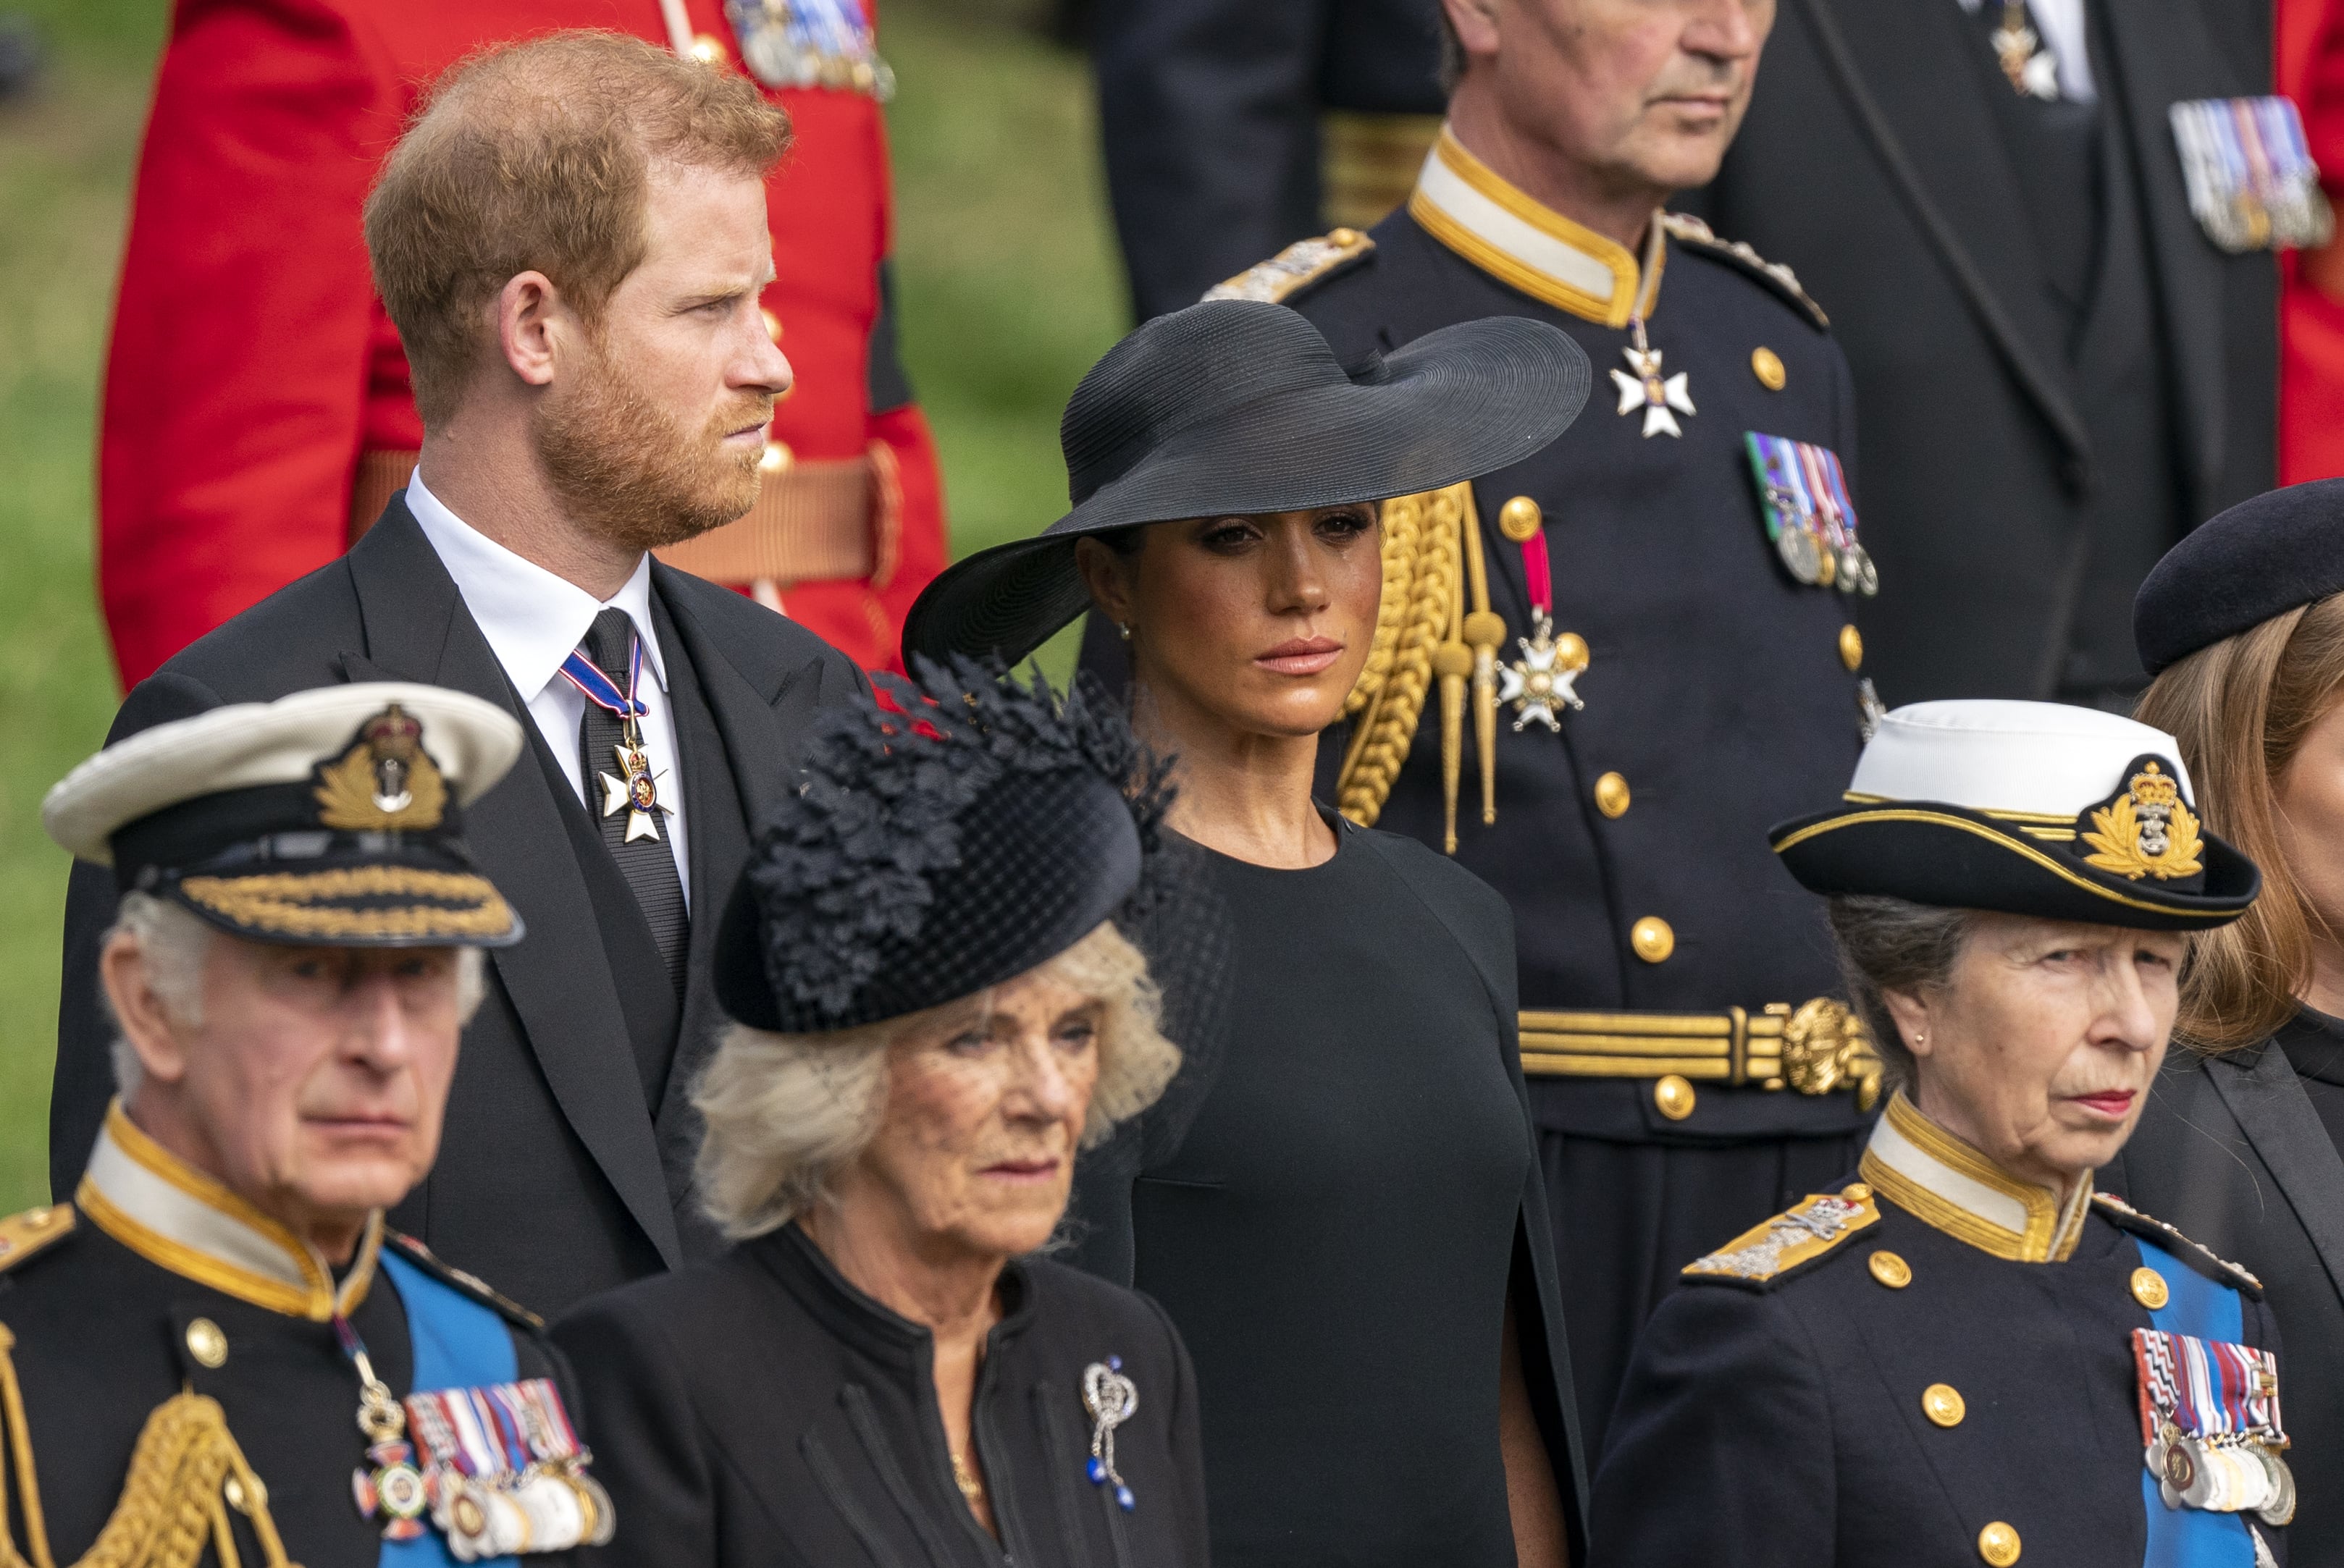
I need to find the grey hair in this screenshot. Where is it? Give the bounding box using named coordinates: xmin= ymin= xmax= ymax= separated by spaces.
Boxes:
xmin=1824 ymin=895 xmax=1979 ymax=1095
xmin=103 ymin=891 xmax=488 ymax=1095
xmin=693 ymin=921 xmax=1182 ymax=1242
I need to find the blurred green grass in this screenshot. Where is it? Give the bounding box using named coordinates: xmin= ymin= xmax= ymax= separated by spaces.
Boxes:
xmin=0 ymin=0 xmax=1121 ymax=1210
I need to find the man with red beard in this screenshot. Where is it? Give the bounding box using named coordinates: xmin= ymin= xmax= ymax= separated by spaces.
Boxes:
xmin=49 ymin=32 xmax=867 ymax=1317
xmin=98 ymin=0 xmax=941 ymax=686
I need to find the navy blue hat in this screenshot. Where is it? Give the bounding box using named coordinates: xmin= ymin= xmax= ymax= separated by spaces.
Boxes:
xmin=2135 ymin=479 xmax=2344 ymax=675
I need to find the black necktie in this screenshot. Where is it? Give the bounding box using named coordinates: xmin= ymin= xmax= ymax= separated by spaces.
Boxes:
xmin=578 ymin=608 xmax=689 ymax=992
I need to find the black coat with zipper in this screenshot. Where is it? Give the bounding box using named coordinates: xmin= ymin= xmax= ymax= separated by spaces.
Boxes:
xmin=552 ymin=1223 xmax=1210 ymax=1568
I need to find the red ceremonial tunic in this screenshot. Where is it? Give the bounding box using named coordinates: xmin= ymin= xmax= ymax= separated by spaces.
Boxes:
xmin=2280 ymin=0 xmax=2344 ymax=482
xmin=99 ymin=0 xmax=944 ymax=685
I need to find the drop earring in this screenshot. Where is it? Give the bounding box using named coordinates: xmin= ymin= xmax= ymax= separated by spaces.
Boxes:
xmin=1117 ymin=622 xmax=1132 ymax=641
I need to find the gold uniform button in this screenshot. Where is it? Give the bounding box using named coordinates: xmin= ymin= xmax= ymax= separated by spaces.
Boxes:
xmin=688 ymin=33 xmax=727 ymax=65
xmin=1922 ymin=1383 xmax=1966 ymax=1428
xmin=1329 ymin=227 xmax=1364 ymax=247
xmin=185 ymin=1318 xmax=229 ymax=1369
xmin=1839 ymin=624 xmax=1864 ymax=672
xmin=1751 ymin=346 xmax=1787 ymax=390
xmin=1978 ymin=1521 xmax=2022 ymax=1566
xmin=1594 ymin=772 xmax=1631 ymax=818
xmin=1497 ymin=495 xmax=1544 ymax=543
xmin=1868 ymin=1249 xmax=1912 ymax=1289
xmin=2131 ymin=1266 xmax=2170 ymax=1310
xmin=1841 ymin=1182 xmax=1873 ymax=1202
xmin=1630 ymin=916 xmax=1675 ymax=963
xmin=1652 ymin=1074 xmax=1697 ymax=1121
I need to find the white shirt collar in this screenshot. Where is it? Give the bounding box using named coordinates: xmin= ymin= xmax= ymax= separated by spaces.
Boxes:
xmin=406 ymin=467 xmax=669 ymax=703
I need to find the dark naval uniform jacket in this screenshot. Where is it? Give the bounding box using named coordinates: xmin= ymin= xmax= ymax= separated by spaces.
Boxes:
xmin=1177 ymin=125 xmax=1877 ymax=1451
xmin=1592 ymin=1093 xmax=2291 ymax=1567
xmin=553 ymin=1222 xmax=1209 ymax=1568
xmin=1689 ymin=0 xmax=2279 ymax=703
xmin=0 ymin=1105 xmax=584 ymax=1567
xmin=51 ymin=497 xmax=867 ymax=1317
xmin=2111 ymin=1008 xmax=2344 ymax=1568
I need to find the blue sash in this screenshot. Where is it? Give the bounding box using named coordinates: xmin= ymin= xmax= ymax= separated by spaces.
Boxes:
xmin=2133 ymin=1237 xmax=2258 ymax=1568
xmin=378 ymin=1250 xmax=518 ymax=1568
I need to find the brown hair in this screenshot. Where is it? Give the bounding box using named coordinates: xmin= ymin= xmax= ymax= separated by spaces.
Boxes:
xmin=2135 ymin=594 xmax=2344 ymax=1047
xmin=364 ymin=31 xmax=791 ymax=426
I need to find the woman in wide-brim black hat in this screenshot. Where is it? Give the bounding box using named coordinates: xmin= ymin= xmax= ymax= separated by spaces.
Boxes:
xmin=906 ymin=299 xmax=1596 ymax=1567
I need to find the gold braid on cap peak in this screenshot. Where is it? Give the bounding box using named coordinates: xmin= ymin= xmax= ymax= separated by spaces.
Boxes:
xmin=0 ymin=1324 xmax=293 ymax=1568
xmin=1339 ymin=484 xmax=1497 ymax=846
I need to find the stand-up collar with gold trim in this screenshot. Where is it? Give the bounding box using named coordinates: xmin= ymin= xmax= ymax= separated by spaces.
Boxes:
xmin=1408 ymin=125 xmax=1664 ymax=327
xmin=1859 ymin=1092 xmax=2093 ymax=1263
xmin=77 ymin=1100 xmax=379 ymax=1320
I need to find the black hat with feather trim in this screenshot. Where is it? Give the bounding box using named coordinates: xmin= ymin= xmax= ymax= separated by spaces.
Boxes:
xmin=1770 ymin=700 xmax=2260 ymax=931
xmin=715 ymin=657 xmax=1188 ymax=1033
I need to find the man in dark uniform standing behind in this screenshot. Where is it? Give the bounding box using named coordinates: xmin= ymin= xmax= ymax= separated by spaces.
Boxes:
xmin=1693 ymin=0 xmax=2285 ymax=705
xmin=1201 ymin=0 xmax=1881 ymax=1453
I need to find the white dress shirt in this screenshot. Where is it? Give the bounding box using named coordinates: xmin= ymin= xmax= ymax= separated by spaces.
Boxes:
xmin=406 ymin=468 xmax=692 ymax=906
xmin=1957 ymin=0 xmax=2096 ymax=102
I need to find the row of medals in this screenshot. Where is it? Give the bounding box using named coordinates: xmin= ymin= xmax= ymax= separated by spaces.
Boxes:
xmin=2150 ymin=1423 xmax=2295 ymax=1527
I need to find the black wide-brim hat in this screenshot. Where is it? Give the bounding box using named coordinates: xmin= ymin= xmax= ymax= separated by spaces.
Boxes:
xmin=902 ymin=298 xmax=1592 ymax=666
xmin=41 ymin=684 xmax=528 ymax=947
xmin=1770 ymin=700 xmax=2260 ymax=932
xmin=715 ymin=658 xmax=1198 ymax=1034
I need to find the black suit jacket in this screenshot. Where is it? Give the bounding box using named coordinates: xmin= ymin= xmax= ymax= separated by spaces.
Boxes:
xmin=1692 ymin=0 xmax=2277 ymax=700
xmin=51 ymin=499 xmax=866 ymax=1315
xmin=2109 ymin=1037 xmax=2344 ymax=1568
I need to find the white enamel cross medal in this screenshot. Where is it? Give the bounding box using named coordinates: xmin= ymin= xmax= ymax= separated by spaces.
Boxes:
xmin=1611 ymin=345 xmax=1694 ymax=438
xmin=1497 ymin=612 xmax=1589 ymax=732
xmin=600 ymin=741 xmax=673 ymax=843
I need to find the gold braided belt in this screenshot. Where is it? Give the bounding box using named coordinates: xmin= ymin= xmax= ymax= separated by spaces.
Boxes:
xmin=1519 ymin=998 xmax=1883 ymax=1120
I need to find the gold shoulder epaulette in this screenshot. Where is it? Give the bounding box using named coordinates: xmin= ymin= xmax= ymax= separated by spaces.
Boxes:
xmin=1202 ymin=228 xmax=1376 ymax=305
xmin=1682 ymin=1184 xmax=1878 ymax=1288
xmin=0 ymin=1202 xmax=74 ymax=1274
xmin=2092 ymin=1192 xmax=2262 ymax=1296
xmin=1658 ymin=211 xmax=1829 ymax=330
xmin=386 ymin=1230 xmax=544 ymax=1328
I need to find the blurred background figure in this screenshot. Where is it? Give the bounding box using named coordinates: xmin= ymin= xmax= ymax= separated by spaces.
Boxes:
xmin=0 ymin=12 xmax=39 ymax=99
xmin=98 ymin=0 xmax=946 ymax=685
xmin=1693 ymin=0 xmax=2284 ymax=709
xmin=2280 ymin=0 xmax=2344 ymax=482
xmin=1086 ymin=0 xmax=1445 ymax=320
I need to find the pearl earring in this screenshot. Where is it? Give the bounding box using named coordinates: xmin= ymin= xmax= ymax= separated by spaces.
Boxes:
xmin=1117 ymin=623 xmax=1132 ymax=642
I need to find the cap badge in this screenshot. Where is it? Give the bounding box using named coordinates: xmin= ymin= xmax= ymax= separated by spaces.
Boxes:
xmin=2082 ymin=762 xmax=2204 ymax=882
xmin=314 ymin=705 xmax=448 ymax=832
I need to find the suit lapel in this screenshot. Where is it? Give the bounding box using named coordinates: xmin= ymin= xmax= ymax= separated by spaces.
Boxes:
xmin=344 ymin=504 xmax=683 ymax=1268
xmin=2092 ymin=0 xmax=2244 ymax=513
xmin=2209 ymin=1044 xmax=2344 ymax=1305
xmin=1795 ymin=0 xmax=2089 ymax=465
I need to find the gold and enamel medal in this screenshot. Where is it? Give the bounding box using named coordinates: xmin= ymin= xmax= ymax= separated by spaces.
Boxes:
xmin=1991 ymin=1 xmax=2061 ymax=99
xmin=560 ymin=630 xmax=674 ymax=843
xmin=1495 ymin=511 xmax=1589 ymax=731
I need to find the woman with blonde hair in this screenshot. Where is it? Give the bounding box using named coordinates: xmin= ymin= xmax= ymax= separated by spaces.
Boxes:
xmin=2115 ymin=478 xmax=2344 ymax=1568
xmin=553 ymin=659 xmax=1210 ymax=1568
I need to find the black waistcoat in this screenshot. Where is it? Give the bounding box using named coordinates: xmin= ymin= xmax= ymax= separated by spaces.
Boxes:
xmin=1967 ymin=5 xmax=2185 ymax=695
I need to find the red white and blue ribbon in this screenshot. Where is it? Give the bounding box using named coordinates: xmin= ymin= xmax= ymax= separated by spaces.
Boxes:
xmin=558 ymin=634 xmax=647 ymax=726
xmin=403 ymin=1380 xmax=587 ymax=1478
xmin=2132 ymin=1330 xmax=2285 ymax=1448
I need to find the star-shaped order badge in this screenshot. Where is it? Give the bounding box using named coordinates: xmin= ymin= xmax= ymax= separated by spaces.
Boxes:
xmin=1497 ymin=612 xmax=1589 ymax=732
xmin=600 ymin=743 xmax=674 ymax=843
xmin=1611 ymin=345 xmax=1695 ymax=438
